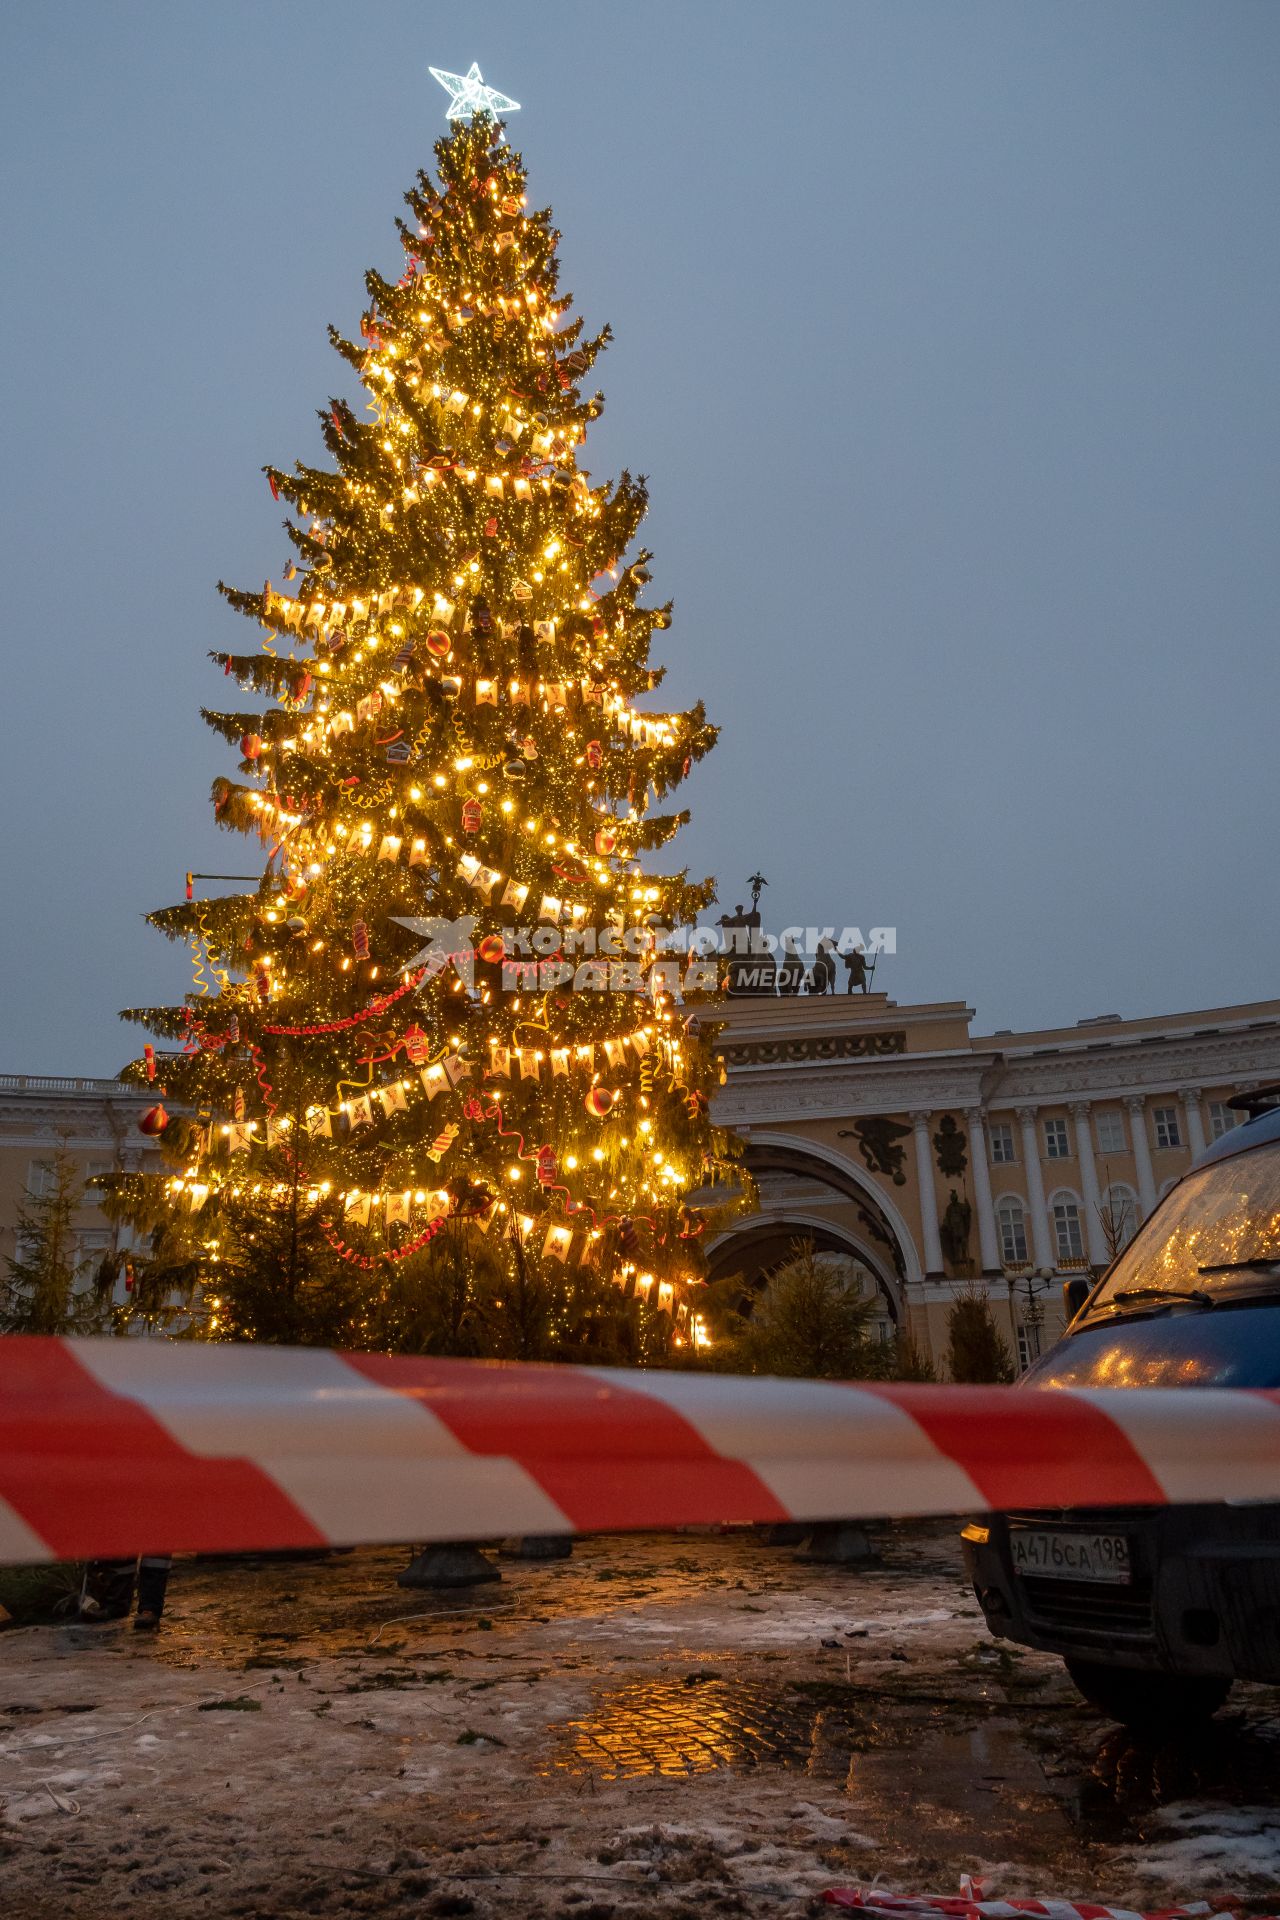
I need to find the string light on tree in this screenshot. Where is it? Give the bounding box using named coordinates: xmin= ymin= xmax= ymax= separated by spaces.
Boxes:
xmin=105 ymin=85 xmax=744 ymax=1359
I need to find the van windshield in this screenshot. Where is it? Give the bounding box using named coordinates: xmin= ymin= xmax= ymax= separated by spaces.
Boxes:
xmin=1086 ymin=1139 xmax=1280 ymax=1316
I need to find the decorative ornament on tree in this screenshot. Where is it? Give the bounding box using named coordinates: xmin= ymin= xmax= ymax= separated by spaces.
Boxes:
xmin=426 ymin=62 xmax=521 ymax=125
xmin=112 ymin=96 xmax=735 ymax=1354
xmin=139 ymin=1104 xmax=169 ymax=1137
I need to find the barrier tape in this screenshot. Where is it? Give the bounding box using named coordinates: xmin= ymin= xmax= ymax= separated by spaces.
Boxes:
xmin=3 ymin=1337 xmax=1280 ymax=1565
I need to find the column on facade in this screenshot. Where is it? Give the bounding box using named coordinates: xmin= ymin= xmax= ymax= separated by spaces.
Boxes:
xmin=1016 ymin=1106 xmax=1057 ymax=1270
xmin=1182 ymin=1087 xmax=1207 ymax=1157
xmin=910 ymin=1111 xmax=945 ymax=1276
xmin=1070 ymin=1100 xmax=1110 ymax=1267
xmin=1125 ymin=1096 xmax=1158 ymax=1216
xmin=965 ymin=1107 xmax=1002 ymax=1274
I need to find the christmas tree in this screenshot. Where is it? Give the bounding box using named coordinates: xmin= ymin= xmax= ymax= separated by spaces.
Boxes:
xmin=110 ymin=98 xmax=740 ymax=1359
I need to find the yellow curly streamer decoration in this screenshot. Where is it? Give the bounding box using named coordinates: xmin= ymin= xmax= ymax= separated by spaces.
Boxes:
xmin=195 ymin=903 xmax=231 ymax=993
xmin=189 ymin=936 xmax=212 ymax=999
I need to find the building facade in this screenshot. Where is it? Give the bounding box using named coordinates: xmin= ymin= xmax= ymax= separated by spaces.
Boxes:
xmin=711 ymin=993 xmax=1280 ymax=1373
xmin=3 ymin=992 xmax=1278 ymax=1370
xmin=0 ymin=1074 xmax=161 ymax=1288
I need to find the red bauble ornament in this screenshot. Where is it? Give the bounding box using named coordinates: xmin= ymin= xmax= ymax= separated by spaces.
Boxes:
xmin=426 ymin=630 xmax=452 ymax=658
xmin=477 ymin=933 xmax=505 ymax=964
xmin=584 ymin=1087 xmax=615 ymax=1117
xmin=240 ymin=733 xmax=264 ymax=760
xmin=461 ymin=799 xmax=483 ymax=834
xmin=139 ymin=1103 xmax=170 ymax=1136
xmin=594 ymin=828 xmax=617 ymax=856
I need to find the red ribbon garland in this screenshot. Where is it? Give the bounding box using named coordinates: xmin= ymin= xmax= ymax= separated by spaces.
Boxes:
xmin=263 ymin=969 xmax=425 ymax=1036
xmin=321 ymin=1217 xmax=445 ymax=1270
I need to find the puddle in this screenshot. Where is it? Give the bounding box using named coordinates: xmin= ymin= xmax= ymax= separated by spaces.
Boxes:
xmin=543 ymin=1672 xmax=1280 ymax=1877
xmin=546 ymin=1677 xmax=877 ymax=1781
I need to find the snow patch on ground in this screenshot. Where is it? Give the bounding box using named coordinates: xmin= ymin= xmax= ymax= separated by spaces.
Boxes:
xmin=1113 ymin=1803 xmax=1280 ymax=1901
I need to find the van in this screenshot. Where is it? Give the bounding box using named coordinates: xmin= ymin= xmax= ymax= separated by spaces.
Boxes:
xmin=963 ymin=1094 xmax=1280 ymax=1731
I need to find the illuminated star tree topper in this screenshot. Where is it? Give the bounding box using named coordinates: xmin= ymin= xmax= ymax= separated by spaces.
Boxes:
xmin=428 ymin=61 xmax=521 ymax=123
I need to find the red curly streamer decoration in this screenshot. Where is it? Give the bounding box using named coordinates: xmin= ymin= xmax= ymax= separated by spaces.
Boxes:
xmin=470 ymin=1098 xmax=657 ymax=1237
xmin=250 ymin=1045 xmax=278 ymax=1119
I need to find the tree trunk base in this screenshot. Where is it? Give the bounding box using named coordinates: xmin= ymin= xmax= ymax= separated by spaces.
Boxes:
xmin=798 ymin=1523 xmax=877 ymax=1565
xmin=396 ymin=1543 xmax=502 ymax=1589
xmin=500 ymin=1535 xmax=574 ymax=1560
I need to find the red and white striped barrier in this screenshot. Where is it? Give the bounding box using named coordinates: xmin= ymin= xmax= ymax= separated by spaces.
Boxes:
xmin=4 ymin=1336 xmax=1280 ymax=1564
xmin=823 ymin=1892 xmax=1262 ymax=1920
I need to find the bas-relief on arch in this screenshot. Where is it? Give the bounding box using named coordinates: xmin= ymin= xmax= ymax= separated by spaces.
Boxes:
xmin=723 ymin=1128 xmax=924 ymax=1289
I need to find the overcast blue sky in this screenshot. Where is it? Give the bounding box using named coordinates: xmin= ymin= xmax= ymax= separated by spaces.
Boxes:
xmin=2 ymin=2 xmax=1277 ymax=1074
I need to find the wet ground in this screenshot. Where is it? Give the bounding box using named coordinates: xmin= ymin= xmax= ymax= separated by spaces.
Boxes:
xmin=3 ymin=1525 xmax=1280 ymax=1918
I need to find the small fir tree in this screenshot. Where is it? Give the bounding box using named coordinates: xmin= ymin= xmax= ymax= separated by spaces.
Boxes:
xmin=945 ymin=1286 xmax=1015 ymax=1383
xmin=2 ymin=1151 xmax=107 ymax=1335
xmin=725 ymin=1239 xmax=884 ymax=1381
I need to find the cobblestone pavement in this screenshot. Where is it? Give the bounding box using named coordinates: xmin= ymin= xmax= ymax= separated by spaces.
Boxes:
xmin=3 ymin=1524 xmax=1280 ymax=1918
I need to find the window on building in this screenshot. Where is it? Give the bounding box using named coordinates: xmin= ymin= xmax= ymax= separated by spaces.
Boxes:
xmin=1016 ymin=1322 xmax=1042 ymax=1372
xmin=75 ymin=1230 xmax=112 ymax=1277
xmin=1102 ymin=1184 xmax=1140 ymax=1252
xmin=988 ymin=1121 xmax=1015 ymax=1164
xmin=996 ymin=1196 xmax=1028 ymax=1267
xmin=1043 ymin=1117 xmax=1070 ymax=1159
xmin=1152 ymin=1106 xmax=1182 ymax=1150
xmin=1052 ymin=1196 xmax=1085 ymax=1263
xmin=26 ymin=1159 xmax=58 ymax=1197
xmin=1208 ymin=1101 xmax=1240 ymax=1142
xmin=1095 ymin=1110 xmax=1126 ymax=1156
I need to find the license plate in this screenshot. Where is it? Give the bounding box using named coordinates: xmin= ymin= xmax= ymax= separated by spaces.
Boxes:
xmin=1009 ymin=1528 xmax=1131 ymax=1585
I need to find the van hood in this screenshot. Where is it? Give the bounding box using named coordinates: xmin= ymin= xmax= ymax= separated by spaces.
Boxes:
xmin=1025 ymin=1299 xmax=1280 ymax=1390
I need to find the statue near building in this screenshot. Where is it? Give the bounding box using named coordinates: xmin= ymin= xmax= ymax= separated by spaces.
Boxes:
xmin=720 ymin=897 xmax=775 ymax=996
xmin=777 ymin=934 xmax=805 ymax=995
xmin=811 ymin=939 xmax=837 ymax=995
xmin=843 ymin=944 xmax=870 ymax=994
xmin=940 ymin=1188 xmax=973 ymax=1272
